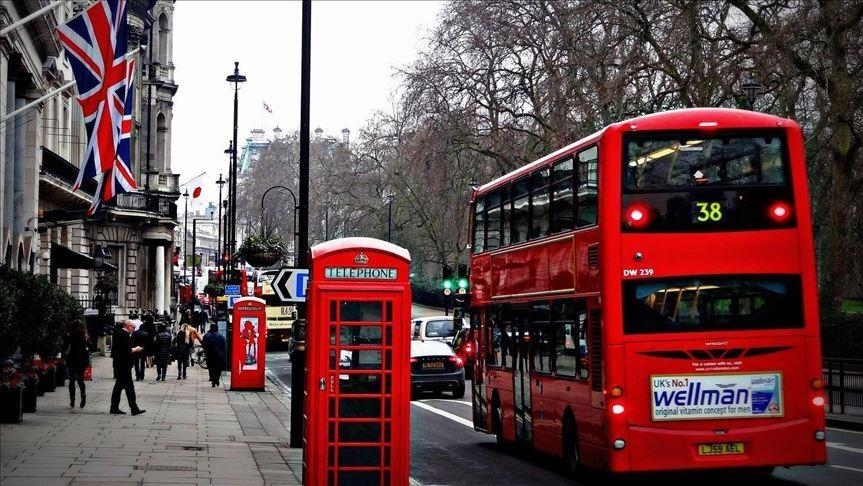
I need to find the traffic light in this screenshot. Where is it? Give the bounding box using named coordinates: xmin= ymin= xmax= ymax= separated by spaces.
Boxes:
xmin=457 ymin=263 xmax=469 ymax=291
xmin=442 ymin=265 xmax=453 ymax=293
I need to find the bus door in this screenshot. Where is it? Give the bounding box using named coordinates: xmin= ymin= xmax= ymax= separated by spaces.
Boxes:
xmin=512 ymin=310 xmax=532 ymax=442
xmin=471 ymin=310 xmax=488 ymax=432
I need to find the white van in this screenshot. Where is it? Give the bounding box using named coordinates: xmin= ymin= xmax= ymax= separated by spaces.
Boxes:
xmin=411 ymin=315 xmax=467 ymax=342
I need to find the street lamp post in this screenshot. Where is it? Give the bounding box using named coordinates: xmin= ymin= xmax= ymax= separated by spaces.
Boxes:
xmin=741 ymin=77 xmax=760 ymax=110
xmin=182 ymin=189 xmax=189 ymax=284
xmin=383 ymin=189 xmax=395 ymax=242
xmin=261 ymin=185 xmax=299 ymax=266
xmin=215 ymin=174 xmax=226 ymax=276
xmin=226 ymin=63 xmax=246 ymax=274
xmin=192 ymin=218 xmax=199 ymax=301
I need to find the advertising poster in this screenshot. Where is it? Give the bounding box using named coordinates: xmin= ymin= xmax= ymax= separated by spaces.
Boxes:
xmin=651 ymin=372 xmax=783 ymax=421
xmin=241 ymin=317 xmax=259 ymax=370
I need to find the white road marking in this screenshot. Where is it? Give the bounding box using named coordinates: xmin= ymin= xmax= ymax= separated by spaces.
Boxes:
xmin=827 ymin=442 xmax=863 ymax=454
xmin=828 ymin=426 xmax=863 ymax=436
xmin=426 ymin=398 xmax=471 ymax=405
xmin=831 ymin=465 xmax=863 ymax=473
xmin=412 ymin=400 xmax=474 ymax=428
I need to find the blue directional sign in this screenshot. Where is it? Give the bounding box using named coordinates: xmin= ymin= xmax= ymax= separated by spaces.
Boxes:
xmin=225 ymin=284 xmax=241 ymax=295
xmin=272 ymin=267 xmax=309 ymax=303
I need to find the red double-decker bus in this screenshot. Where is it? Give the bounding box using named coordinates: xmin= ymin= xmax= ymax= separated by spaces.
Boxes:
xmin=468 ymin=108 xmax=826 ymax=476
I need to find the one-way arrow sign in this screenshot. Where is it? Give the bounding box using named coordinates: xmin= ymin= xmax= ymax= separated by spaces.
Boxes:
xmin=272 ymin=267 xmax=309 ymax=303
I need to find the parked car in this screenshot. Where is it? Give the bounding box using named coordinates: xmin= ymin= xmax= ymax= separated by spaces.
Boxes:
xmin=410 ymin=340 xmax=465 ymax=399
xmin=411 ymin=315 xmax=466 ymax=342
xmin=450 ymin=326 xmax=478 ymax=378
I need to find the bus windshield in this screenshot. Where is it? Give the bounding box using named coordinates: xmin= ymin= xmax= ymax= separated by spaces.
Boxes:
xmin=623 ymin=133 xmax=787 ymax=191
xmin=623 ymin=275 xmax=802 ymax=334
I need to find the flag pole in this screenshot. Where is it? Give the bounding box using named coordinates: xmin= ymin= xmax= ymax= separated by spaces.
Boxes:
xmin=0 ymin=81 xmax=75 ymax=124
xmin=0 ymin=1 xmax=67 ymax=37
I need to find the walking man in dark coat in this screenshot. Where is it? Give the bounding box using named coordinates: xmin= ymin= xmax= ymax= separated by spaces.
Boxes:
xmin=201 ymin=323 xmax=227 ymax=387
xmin=110 ymin=320 xmax=146 ymax=415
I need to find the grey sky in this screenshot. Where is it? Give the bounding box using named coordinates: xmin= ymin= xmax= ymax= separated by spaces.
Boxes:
xmin=171 ymin=1 xmax=442 ymax=208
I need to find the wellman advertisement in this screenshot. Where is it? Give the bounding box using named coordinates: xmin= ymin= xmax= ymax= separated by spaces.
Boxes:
xmin=651 ymin=372 xmax=783 ymax=421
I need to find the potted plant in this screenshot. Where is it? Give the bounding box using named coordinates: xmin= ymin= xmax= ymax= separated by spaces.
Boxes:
xmin=204 ymin=282 xmax=224 ymax=298
xmin=0 ymin=360 xmax=24 ymax=423
xmin=237 ymin=218 xmax=287 ymax=268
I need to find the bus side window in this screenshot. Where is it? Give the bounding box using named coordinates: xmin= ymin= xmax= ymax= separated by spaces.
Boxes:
xmin=577 ymin=146 xmax=598 ymax=228
xmin=504 ymin=321 xmax=515 ymax=369
xmin=473 ymin=197 xmax=486 ymax=254
xmin=489 ymin=321 xmax=501 ymax=366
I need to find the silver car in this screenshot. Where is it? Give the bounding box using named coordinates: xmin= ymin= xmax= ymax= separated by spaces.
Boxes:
xmin=410 ymin=340 xmax=466 ymax=399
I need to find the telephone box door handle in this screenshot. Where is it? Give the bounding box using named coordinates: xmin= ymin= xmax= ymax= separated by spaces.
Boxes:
xmin=319 ymin=378 xmax=326 ymax=390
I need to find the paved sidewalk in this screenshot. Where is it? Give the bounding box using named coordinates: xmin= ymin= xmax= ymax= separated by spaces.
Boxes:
xmin=1 ymin=356 xmax=302 ymax=485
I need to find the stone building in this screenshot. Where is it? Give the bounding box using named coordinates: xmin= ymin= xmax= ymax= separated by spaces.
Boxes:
xmin=1 ymin=0 xmax=180 ymax=318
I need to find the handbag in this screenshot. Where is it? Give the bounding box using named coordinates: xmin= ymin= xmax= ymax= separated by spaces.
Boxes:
xmin=83 ymin=365 xmax=93 ymax=381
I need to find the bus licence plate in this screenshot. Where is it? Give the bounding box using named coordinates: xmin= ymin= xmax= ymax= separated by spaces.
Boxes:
xmin=697 ymin=443 xmax=745 ymax=456
xmin=423 ymin=362 xmax=444 ymax=369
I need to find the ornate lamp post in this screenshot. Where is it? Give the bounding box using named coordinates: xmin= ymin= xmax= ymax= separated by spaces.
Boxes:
xmin=182 ymin=189 xmax=189 ymax=284
xmin=226 ymin=63 xmax=246 ymax=273
xmin=383 ymin=189 xmax=395 ymax=242
xmin=261 ymin=185 xmax=299 ymax=266
xmin=741 ymin=77 xmax=760 ymax=110
xmin=215 ymin=174 xmax=226 ymax=276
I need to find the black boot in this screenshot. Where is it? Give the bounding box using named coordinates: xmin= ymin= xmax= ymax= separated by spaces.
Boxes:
xmin=80 ymin=394 xmax=86 ymax=408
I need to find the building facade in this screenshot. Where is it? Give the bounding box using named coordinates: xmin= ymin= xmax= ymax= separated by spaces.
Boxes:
xmin=1 ymin=0 xmax=180 ymax=318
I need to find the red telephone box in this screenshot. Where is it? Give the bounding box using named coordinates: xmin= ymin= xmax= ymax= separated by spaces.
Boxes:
xmin=303 ymin=237 xmax=412 ymax=486
xmin=230 ymin=296 xmax=267 ymax=391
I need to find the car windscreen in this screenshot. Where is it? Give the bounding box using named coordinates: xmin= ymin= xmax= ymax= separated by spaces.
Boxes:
xmin=423 ymin=319 xmax=455 ymax=338
xmin=623 ymin=275 xmax=803 ymax=334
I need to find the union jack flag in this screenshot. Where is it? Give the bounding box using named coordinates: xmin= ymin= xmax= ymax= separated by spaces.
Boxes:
xmin=56 ymin=0 xmax=128 ymax=192
xmin=87 ymin=58 xmax=138 ymax=216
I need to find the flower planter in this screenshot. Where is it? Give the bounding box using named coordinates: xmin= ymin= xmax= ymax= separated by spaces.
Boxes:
xmin=0 ymin=387 xmax=24 ymax=423
xmin=37 ymin=369 xmax=55 ymax=394
xmin=55 ymin=364 xmax=66 ymax=387
xmin=22 ymin=379 xmax=37 ymax=413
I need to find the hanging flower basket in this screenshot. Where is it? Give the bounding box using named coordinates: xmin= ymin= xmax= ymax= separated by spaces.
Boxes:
xmin=237 ymin=218 xmax=287 ymax=268
xmin=204 ymin=283 xmax=224 ymax=298
xmin=243 ymin=250 xmax=282 ymax=268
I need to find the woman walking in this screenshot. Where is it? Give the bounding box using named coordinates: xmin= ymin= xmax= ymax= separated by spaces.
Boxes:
xmin=63 ymin=321 xmax=91 ymax=408
xmin=154 ymin=323 xmax=173 ymax=381
xmin=175 ymin=323 xmax=194 ymax=379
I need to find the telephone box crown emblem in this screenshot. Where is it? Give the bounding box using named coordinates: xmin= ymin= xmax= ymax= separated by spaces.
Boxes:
xmin=354 ymin=252 xmax=369 ymax=265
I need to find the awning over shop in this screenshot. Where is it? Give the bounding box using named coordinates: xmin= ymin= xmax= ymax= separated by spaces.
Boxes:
xmin=50 ymin=244 xmax=117 ymax=283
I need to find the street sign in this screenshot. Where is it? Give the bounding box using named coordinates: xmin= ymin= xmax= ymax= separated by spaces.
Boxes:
xmin=225 ymin=284 xmax=241 ymax=295
xmin=272 ymin=267 xmax=309 ymax=303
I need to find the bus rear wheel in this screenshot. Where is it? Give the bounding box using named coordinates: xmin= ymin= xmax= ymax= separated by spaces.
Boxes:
xmin=492 ymin=397 xmax=506 ymax=448
xmin=562 ymin=416 xmax=580 ymax=476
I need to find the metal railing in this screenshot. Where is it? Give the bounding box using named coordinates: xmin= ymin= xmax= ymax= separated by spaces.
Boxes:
xmin=115 ymin=193 xmax=177 ymax=219
xmin=823 ymin=357 xmax=863 ymax=415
